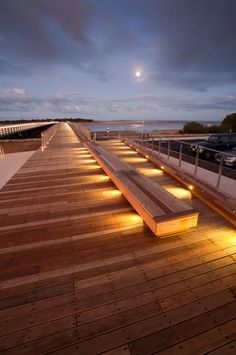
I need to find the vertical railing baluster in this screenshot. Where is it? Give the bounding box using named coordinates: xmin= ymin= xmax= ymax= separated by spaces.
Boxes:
xmin=179 ymin=143 xmax=183 ymax=166
xmin=216 ymin=155 xmax=224 ymax=188
xmin=194 ymin=147 xmax=199 ymax=176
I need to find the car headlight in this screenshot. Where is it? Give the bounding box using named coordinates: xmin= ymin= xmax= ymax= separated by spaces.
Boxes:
xmin=225 ymin=157 xmax=236 ymax=162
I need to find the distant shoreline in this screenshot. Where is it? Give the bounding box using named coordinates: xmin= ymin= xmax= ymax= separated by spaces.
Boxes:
xmin=88 ymin=119 xmax=221 ymax=126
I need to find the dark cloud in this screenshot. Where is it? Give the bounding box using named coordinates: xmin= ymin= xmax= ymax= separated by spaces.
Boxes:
xmin=0 ymin=0 xmax=236 ymax=91
xmin=0 ymin=0 xmax=106 ymax=78
xmin=97 ymin=93 xmax=236 ymax=112
xmin=120 ymin=0 xmax=236 ymax=90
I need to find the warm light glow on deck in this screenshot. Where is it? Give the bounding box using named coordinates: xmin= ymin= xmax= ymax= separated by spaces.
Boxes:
xmin=165 ymin=187 xmax=192 ymax=200
xmin=102 ymin=189 xmax=122 ymax=198
xmin=116 ymin=212 xmax=143 ymax=225
xmin=109 ymin=142 xmax=124 ymax=145
xmin=80 ymin=159 xmax=96 ymax=164
xmin=76 ymin=148 xmax=88 ymax=151
xmin=112 ymin=147 xmax=131 ymax=150
xmin=95 ymin=175 xmax=110 ymax=182
xmin=121 ymin=151 xmax=137 ymax=155
xmin=138 ymin=168 xmax=163 ymax=176
xmin=124 ymin=157 xmax=147 ymax=163
xmin=78 ymin=153 xmax=93 ymax=158
xmin=80 ymin=164 xmax=101 ymax=170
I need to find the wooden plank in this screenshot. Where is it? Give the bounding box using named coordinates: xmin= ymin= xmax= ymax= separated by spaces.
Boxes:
xmin=205 ymin=339 xmax=236 ymax=355
xmin=0 ymin=282 xmax=74 ymax=310
xmin=0 ymin=315 xmax=76 ymax=352
xmin=129 ymin=301 xmax=236 ymax=354
xmin=156 ymin=319 xmax=236 ymax=355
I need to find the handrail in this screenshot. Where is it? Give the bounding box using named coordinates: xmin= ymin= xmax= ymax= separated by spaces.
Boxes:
xmin=120 ymin=135 xmax=236 ymax=189
xmin=0 ymin=144 xmax=4 ymax=157
xmin=69 ymin=122 xmax=91 ymax=141
xmin=0 ymin=122 xmax=57 ymax=138
xmin=41 ymin=123 xmax=59 ymax=151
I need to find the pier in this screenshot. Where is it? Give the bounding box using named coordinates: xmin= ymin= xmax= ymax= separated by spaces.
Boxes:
xmin=0 ymin=123 xmax=236 ymax=354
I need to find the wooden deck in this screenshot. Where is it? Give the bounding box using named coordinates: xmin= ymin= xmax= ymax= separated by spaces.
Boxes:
xmin=0 ymin=125 xmax=236 ymax=354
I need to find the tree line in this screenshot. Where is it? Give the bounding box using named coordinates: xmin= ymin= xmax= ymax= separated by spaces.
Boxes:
xmin=181 ymin=113 xmax=236 ymax=134
xmin=0 ymin=118 xmax=94 ymax=124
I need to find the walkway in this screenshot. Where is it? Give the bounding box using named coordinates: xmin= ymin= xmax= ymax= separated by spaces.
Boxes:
xmin=0 ymin=126 xmax=235 ymax=354
xmin=0 ymin=151 xmax=35 ymax=189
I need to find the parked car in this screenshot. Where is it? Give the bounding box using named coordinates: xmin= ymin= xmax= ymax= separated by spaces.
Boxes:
xmin=190 ymin=133 xmax=236 ymax=159
xmin=215 ymin=147 xmax=236 ymax=168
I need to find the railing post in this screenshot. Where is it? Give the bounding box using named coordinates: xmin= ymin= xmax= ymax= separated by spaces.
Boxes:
xmin=41 ymin=133 xmax=44 ymax=151
xmin=179 ymin=143 xmax=183 ymax=166
xmin=194 ymin=147 xmax=199 ymax=176
xmin=216 ymin=155 xmax=224 ymax=188
xmin=158 ymin=138 xmax=161 ymax=156
xmin=0 ymin=145 xmax=4 ymax=157
xmin=152 ymin=138 xmax=154 ymax=150
xmin=167 ymin=140 xmax=170 ymax=160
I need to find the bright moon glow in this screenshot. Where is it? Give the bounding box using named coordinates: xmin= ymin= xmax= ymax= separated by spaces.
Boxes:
xmin=135 ymin=71 xmax=141 ymax=78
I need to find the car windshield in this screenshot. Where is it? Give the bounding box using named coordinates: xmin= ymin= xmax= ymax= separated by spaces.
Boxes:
xmin=206 ymin=136 xmax=220 ymax=143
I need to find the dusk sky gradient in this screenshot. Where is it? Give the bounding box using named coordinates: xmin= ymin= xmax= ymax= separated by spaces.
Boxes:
xmin=0 ymin=0 xmax=236 ymax=121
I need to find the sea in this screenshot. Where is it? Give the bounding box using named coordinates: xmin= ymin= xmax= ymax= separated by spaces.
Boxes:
xmin=85 ymin=120 xmax=220 ymax=132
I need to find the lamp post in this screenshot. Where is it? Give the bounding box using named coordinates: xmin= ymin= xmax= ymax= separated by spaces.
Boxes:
xmin=135 ymin=69 xmax=145 ymax=141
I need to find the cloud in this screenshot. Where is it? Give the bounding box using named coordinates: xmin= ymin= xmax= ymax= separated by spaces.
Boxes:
xmin=127 ymin=0 xmax=236 ymax=90
xmin=87 ymin=93 xmax=236 ymax=113
xmin=5 ymin=88 xmax=26 ymax=97
xmin=64 ymin=104 xmax=81 ymax=114
xmin=0 ymin=87 xmax=235 ymax=118
xmin=1 ymin=0 xmax=236 ymax=90
xmin=0 ymin=0 xmax=107 ymax=79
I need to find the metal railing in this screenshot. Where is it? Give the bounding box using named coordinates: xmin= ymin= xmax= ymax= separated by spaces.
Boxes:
xmin=69 ymin=122 xmax=92 ymax=141
xmin=0 ymin=122 xmax=57 ymax=138
xmin=41 ymin=124 xmax=59 ymax=151
xmin=121 ymin=135 xmax=236 ymax=189
xmin=0 ymin=145 xmax=4 ymax=157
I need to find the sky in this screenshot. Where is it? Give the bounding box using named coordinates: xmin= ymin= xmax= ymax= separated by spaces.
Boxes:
xmin=0 ymin=0 xmax=236 ymax=122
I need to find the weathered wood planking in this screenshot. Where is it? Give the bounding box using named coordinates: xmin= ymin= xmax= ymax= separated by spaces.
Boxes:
xmin=0 ymin=124 xmax=236 ymax=354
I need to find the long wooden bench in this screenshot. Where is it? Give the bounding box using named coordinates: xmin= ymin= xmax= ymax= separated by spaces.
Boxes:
xmin=83 ymin=140 xmax=198 ymax=237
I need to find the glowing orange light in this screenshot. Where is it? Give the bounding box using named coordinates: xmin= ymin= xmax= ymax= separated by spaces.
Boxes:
xmin=96 ymin=175 xmax=110 ymax=182
xmin=117 ymin=212 xmax=143 ymax=225
xmin=188 ymin=185 xmax=194 ymax=191
xmin=139 ymin=168 xmax=163 ymax=176
xmin=165 ymin=187 xmax=192 ymax=200
xmin=103 ymin=189 xmax=122 ymax=197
